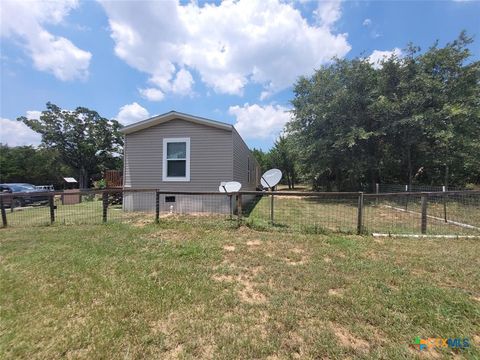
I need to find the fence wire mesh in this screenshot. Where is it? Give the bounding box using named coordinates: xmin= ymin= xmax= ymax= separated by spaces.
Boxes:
xmin=1 ymin=189 xmax=479 ymax=236
xmin=243 ymin=193 xmax=359 ymax=234
xmin=377 ymin=183 xmax=464 ymax=193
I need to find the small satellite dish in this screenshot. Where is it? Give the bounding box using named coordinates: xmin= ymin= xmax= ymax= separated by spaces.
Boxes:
xmin=218 ymin=181 xmax=242 ymax=193
xmin=261 ymin=169 xmax=282 ymax=189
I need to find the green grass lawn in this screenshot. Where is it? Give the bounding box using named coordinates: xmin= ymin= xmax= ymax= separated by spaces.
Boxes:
xmin=1 ymin=221 xmax=479 ymax=359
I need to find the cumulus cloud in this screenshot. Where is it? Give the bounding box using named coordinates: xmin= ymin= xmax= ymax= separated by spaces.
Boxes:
xmin=25 ymin=110 xmax=41 ymax=120
xmin=368 ymin=48 xmax=403 ymax=69
xmin=0 ymin=118 xmax=41 ymax=147
xmin=139 ymin=88 xmax=165 ymax=102
xmin=315 ymin=0 xmax=342 ymax=27
xmin=229 ymin=103 xmax=292 ymax=140
xmin=99 ymin=0 xmax=350 ymax=98
xmin=116 ymin=102 xmax=149 ymax=125
xmin=362 ymin=18 xmax=372 ymax=26
xmin=0 ymin=0 xmax=91 ymax=81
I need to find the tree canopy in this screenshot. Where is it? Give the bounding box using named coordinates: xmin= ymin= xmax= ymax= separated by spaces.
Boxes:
xmin=284 ymin=32 xmax=480 ymax=191
xmin=17 ymin=103 xmax=123 ymax=188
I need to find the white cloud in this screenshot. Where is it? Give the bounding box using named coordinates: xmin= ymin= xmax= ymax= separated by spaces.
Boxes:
xmin=0 ymin=0 xmax=91 ymax=81
xmin=315 ymin=0 xmax=342 ymax=27
xmin=229 ymin=103 xmax=292 ymax=140
xmin=0 ymin=118 xmax=41 ymax=147
xmin=116 ymin=102 xmax=149 ymax=125
xmin=368 ymin=48 xmax=403 ymax=69
xmin=362 ymin=18 xmax=372 ymax=26
xmin=139 ymin=88 xmax=165 ymax=102
xmin=99 ymin=0 xmax=350 ymax=97
xmin=26 ymin=110 xmax=41 ymax=120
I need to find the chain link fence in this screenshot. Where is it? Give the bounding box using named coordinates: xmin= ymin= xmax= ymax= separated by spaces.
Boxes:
xmin=1 ymin=189 xmax=479 ymax=236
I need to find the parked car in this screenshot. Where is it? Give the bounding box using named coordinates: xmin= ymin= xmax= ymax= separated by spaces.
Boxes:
xmin=0 ymin=183 xmax=50 ymax=207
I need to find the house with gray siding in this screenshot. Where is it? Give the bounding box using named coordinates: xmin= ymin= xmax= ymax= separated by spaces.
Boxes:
xmin=120 ymin=111 xmax=260 ymax=213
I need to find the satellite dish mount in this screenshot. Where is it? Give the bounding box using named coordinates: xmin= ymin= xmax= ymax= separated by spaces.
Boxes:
xmin=218 ymin=181 xmax=242 ymax=220
xmin=260 ymin=169 xmax=282 ymax=224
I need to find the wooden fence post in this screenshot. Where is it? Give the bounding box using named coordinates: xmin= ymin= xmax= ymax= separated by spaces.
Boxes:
xmin=49 ymin=195 xmax=55 ymax=224
xmin=357 ymin=192 xmax=364 ymax=235
xmin=155 ymin=191 xmax=160 ymax=223
xmin=0 ymin=197 xmax=7 ymax=227
xmin=421 ymin=194 xmax=428 ymax=234
xmin=237 ymin=193 xmax=242 ymax=225
xmin=102 ymin=191 xmax=108 ymax=223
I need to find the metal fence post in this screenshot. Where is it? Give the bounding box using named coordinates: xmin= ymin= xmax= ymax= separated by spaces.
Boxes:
xmin=237 ymin=193 xmax=242 ymax=225
xmin=0 ymin=197 xmax=7 ymax=227
xmin=357 ymin=192 xmax=364 ymax=235
xmin=442 ymin=186 xmax=448 ymax=223
xmin=155 ymin=191 xmax=160 ymax=223
xmin=375 ymin=183 xmax=379 ymax=206
xmin=270 ymin=192 xmax=274 ymax=224
xmin=102 ymin=191 xmax=108 ymax=223
xmin=49 ymin=195 xmax=55 ymax=224
xmin=405 ymin=184 xmax=409 ymax=211
xmin=421 ymin=194 xmax=428 ymax=234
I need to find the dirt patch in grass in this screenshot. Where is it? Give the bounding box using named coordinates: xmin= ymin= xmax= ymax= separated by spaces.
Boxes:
xmin=223 ymin=245 xmax=236 ymax=252
xmin=246 ymin=240 xmax=262 ymax=247
xmin=328 ymin=288 xmax=345 ymax=297
xmin=291 ymin=248 xmax=304 ymax=254
xmin=143 ymin=228 xmax=191 ymax=242
xmin=330 ymin=322 xmax=370 ymax=353
xmin=212 ymin=274 xmax=236 ymax=283
xmin=131 ymin=218 xmax=153 ymax=227
xmin=283 ymin=255 xmax=307 ymax=266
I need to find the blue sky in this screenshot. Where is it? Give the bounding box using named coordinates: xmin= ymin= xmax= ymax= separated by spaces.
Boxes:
xmin=1 ymin=0 xmax=479 ymax=151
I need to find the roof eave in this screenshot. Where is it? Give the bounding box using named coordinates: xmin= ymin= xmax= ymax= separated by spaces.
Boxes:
xmin=120 ymin=111 xmax=233 ymax=134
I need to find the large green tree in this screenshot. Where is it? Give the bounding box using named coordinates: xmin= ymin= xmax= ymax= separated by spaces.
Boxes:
xmin=18 ymin=103 xmax=123 ymax=188
xmin=288 ymin=32 xmax=480 ymax=191
xmin=269 ymin=136 xmax=297 ymax=189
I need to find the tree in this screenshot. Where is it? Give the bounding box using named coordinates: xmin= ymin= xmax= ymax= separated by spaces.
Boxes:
xmin=269 ymin=136 xmax=297 ymax=189
xmin=288 ymin=32 xmax=480 ymax=190
xmin=251 ymin=148 xmax=271 ymax=173
xmin=18 ymin=103 xmax=123 ymax=188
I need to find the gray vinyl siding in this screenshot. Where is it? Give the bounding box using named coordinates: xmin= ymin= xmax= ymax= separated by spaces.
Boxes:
xmin=232 ymin=128 xmax=260 ymax=191
xmin=124 ymin=119 xmax=233 ymax=191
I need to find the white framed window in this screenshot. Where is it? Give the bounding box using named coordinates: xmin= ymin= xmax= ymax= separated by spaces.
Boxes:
xmin=162 ymin=137 xmax=190 ymax=182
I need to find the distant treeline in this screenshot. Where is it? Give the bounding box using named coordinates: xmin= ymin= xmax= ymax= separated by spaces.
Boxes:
xmin=253 ymin=32 xmax=480 ymax=191
xmin=0 ymin=145 xmax=72 ymax=188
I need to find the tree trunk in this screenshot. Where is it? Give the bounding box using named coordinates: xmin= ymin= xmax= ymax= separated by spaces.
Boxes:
xmin=79 ymin=168 xmax=89 ymax=189
xmin=407 ymin=145 xmax=413 ymax=188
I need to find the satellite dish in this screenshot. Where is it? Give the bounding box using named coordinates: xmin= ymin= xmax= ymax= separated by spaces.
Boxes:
xmin=261 ymin=169 xmax=282 ymax=189
xmin=218 ymin=181 xmax=242 ymax=193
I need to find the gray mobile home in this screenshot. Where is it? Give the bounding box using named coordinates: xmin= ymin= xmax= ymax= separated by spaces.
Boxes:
xmin=121 ymin=111 xmax=260 ymax=213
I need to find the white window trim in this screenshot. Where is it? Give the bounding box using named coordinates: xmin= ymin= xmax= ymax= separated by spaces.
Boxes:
xmin=162 ymin=137 xmax=190 ymax=182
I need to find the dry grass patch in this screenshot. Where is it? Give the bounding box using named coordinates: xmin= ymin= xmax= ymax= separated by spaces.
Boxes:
xmin=330 ymin=322 xmax=370 ymax=353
